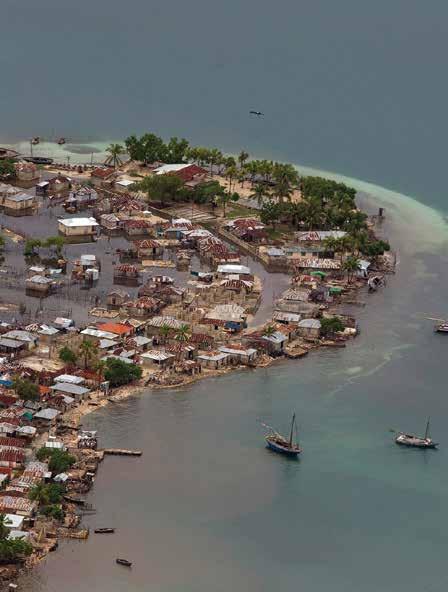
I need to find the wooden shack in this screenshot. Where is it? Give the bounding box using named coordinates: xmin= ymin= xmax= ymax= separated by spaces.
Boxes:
xmin=113 ymin=264 xmax=141 ymax=287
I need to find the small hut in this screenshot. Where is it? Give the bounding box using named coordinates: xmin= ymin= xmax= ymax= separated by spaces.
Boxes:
xmin=113 ymin=264 xmax=141 ymax=287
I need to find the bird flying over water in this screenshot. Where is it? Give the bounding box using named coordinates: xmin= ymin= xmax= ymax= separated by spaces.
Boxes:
xmin=249 ymin=110 xmax=264 ymax=117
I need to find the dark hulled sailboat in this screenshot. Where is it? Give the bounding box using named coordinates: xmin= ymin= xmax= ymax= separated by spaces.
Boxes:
xmin=264 ymin=413 xmax=302 ymax=457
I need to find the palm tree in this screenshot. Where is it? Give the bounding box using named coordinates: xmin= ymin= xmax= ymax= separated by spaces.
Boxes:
xmin=253 ymin=182 xmax=268 ymax=207
xmin=208 ymin=148 xmax=222 ymax=177
xmin=342 ymin=255 xmax=360 ymax=283
xmin=175 ymin=324 xmax=190 ymax=342
xmin=105 ymin=143 xmax=125 ymax=168
xmin=238 ymin=150 xmax=249 ymax=168
xmin=159 ymin=323 xmax=171 ymax=344
xmin=79 ymin=340 xmax=98 ymax=369
xmin=303 ymin=196 xmax=324 ymax=230
xmin=225 ymin=165 xmax=238 ymax=195
xmin=0 ymin=513 xmax=11 ymax=540
xmin=29 ymin=483 xmax=50 ymax=505
xmin=263 ymin=325 xmax=276 ymax=337
xmin=322 ymin=236 xmax=340 ymax=257
xmin=217 ymin=192 xmax=239 ymax=217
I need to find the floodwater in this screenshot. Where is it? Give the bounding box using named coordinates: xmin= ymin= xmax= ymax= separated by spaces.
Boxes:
xmin=14 ymin=174 xmax=448 ymax=592
xmin=3 ymin=0 xmax=448 ymax=589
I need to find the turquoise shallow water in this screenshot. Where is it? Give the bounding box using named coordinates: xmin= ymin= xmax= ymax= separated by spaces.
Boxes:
xmin=16 ymin=171 xmax=448 ymax=592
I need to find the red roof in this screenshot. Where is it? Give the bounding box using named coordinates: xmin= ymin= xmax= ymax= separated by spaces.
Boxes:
xmin=97 ymin=322 xmax=133 ymax=336
xmin=91 ymin=167 xmax=115 ymax=179
xmin=169 ymin=164 xmax=207 ymax=182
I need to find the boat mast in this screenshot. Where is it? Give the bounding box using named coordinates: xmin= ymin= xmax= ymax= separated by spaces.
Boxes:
xmin=425 ymin=417 xmax=430 ymax=440
xmin=289 ymin=413 xmax=296 ymax=446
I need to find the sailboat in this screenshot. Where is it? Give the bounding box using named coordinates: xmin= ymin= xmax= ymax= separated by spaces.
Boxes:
xmin=263 ymin=413 xmax=302 ymax=457
xmin=395 ymin=418 xmax=438 ymax=449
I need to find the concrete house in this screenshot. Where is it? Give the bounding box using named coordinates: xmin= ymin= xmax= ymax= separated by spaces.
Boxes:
xmin=58 ymin=217 xmax=99 ymax=242
xmin=297 ymin=318 xmax=321 ymax=339
xmin=4 ymin=192 xmax=37 ymax=216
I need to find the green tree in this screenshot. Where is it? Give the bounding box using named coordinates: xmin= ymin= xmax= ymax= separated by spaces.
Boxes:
xmin=165 ymin=137 xmax=190 ymax=163
xmin=263 ymin=325 xmax=276 ymax=337
xmin=0 ymin=514 xmax=11 ymax=540
xmin=238 ymin=150 xmax=250 ymax=168
xmin=105 ymin=143 xmax=125 ymax=168
xmin=0 ymin=159 xmax=16 ymax=180
xmin=0 ymin=538 xmax=33 ymax=562
xmin=253 ymin=182 xmax=269 ymax=207
xmin=13 ymin=378 xmax=39 ymax=402
xmin=175 ymin=324 xmax=190 ymax=342
xmin=44 ymin=236 xmax=65 ymax=256
xmin=342 ymin=255 xmax=360 ymax=283
xmin=36 ymin=448 xmax=76 ymax=474
xmin=24 ymin=238 xmax=42 ymax=257
xmin=59 ymin=346 xmax=77 ymax=366
xmin=260 ymin=201 xmax=284 ymax=229
xmin=137 ymin=174 xmax=184 ymax=206
xmin=320 ymin=316 xmax=345 ymax=336
xmin=104 ymin=358 xmax=142 ymax=387
xmin=159 ymin=323 xmax=171 ymax=344
xmin=216 ymin=191 xmax=239 ymax=217
xmin=79 ymin=340 xmax=98 ymax=369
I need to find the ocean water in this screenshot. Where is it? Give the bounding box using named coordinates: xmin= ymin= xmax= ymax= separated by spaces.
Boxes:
xmin=16 ymin=173 xmax=448 ymax=592
xmin=3 ymin=1 xmax=448 ymax=590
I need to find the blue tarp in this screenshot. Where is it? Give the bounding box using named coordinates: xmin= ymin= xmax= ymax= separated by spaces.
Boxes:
xmin=0 ymin=379 xmax=13 ymax=388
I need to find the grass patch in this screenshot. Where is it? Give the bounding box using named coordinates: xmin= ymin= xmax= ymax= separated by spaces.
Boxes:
xmin=226 ymin=203 xmax=258 ymax=219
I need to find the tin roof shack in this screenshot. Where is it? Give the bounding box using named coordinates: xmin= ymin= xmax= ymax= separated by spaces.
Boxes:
xmin=219 ymin=345 xmax=257 ymax=366
xmin=3 ymin=330 xmax=37 ymax=350
xmin=50 ymin=382 xmax=90 ymax=403
xmin=4 ymin=192 xmax=37 ymax=216
xmin=223 ymin=218 xmax=267 ymax=243
xmin=204 ymin=304 xmax=247 ymax=332
xmin=37 ymin=325 xmax=60 ymax=344
xmin=297 ymin=318 xmax=321 ymax=340
xmin=65 ymin=187 xmax=98 ymax=211
xmin=141 ymin=350 xmax=175 ymax=370
xmin=100 ymin=213 xmax=124 ymax=235
xmin=71 ymin=254 xmax=100 ymax=287
xmin=107 ymin=289 xmax=130 ymax=310
xmin=216 ymin=264 xmax=252 ymax=280
xmin=272 ymin=311 xmax=302 ymax=327
xmin=146 ymin=316 xmax=184 ymax=338
xmin=197 ymin=351 xmax=229 ymax=370
xmin=90 ymin=167 xmax=116 ymax=188
xmin=0 ymin=338 xmax=28 ymax=358
xmin=115 ymin=178 xmax=135 ymax=193
xmin=113 ymin=264 xmax=141 ymax=287
xmin=14 ymin=162 xmax=39 ymax=188
xmin=36 ymin=174 xmax=71 ymax=197
xmin=0 ymin=495 xmax=36 ymax=517
xmin=164 ymin=342 xmax=196 ymax=361
xmin=153 ymin=164 xmax=207 ymax=182
xmin=33 ymin=407 xmax=60 ymax=430
xmin=25 ymin=275 xmax=55 ymax=297
xmin=0 ymin=183 xmax=21 ymax=206
xmin=58 ymin=217 xmax=99 ymax=243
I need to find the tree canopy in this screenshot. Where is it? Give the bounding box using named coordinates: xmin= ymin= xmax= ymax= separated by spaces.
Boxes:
xmin=36 ymin=448 xmax=76 ymax=474
xmin=104 ymin=358 xmax=142 ymax=387
xmin=13 ymin=377 xmax=39 ymax=402
xmin=136 ymin=173 xmax=184 ymax=206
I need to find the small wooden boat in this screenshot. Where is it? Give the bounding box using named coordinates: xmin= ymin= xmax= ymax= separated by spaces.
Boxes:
xmin=368 ymin=275 xmax=385 ymax=292
xmin=435 ymin=322 xmax=448 ymax=333
xmin=262 ymin=413 xmax=302 ymax=457
xmin=94 ymin=528 xmax=115 ymax=534
xmin=31 ymin=136 xmax=40 ymax=145
xmin=116 ymin=558 xmax=132 ymax=567
xmin=57 ymin=137 xmax=66 ymax=145
xmin=395 ymin=418 xmax=438 ymax=449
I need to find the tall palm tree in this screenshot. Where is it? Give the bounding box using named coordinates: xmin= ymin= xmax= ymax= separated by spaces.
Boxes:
xmin=105 ymin=143 xmax=125 ymax=168
xmin=79 ymin=340 xmax=98 ymax=369
xmin=175 ymin=324 xmax=190 ymax=342
xmin=238 ymin=150 xmax=249 ymax=168
xmin=253 ymin=182 xmax=268 ymax=207
xmin=159 ymin=323 xmax=171 ymax=344
xmin=342 ymin=255 xmax=360 ymax=283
